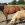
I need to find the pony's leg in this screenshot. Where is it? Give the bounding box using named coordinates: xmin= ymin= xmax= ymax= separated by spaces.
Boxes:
xmin=17 ymin=18 xmax=20 ymax=24
xmin=5 ymin=15 xmax=8 ymax=24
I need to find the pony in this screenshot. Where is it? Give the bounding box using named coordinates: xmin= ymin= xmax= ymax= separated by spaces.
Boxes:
xmin=8 ymin=10 xmax=25 ymax=25
xmin=0 ymin=5 xmax=20 ymax=23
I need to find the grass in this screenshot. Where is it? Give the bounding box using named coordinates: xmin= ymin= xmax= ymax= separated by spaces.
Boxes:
xmin=0 ymin=11 xmax=2 ymax=14
xmin=16 ymin=5 xmax=25 ymax=8
xmin=8 ymin=5 xmax=25 ymax=7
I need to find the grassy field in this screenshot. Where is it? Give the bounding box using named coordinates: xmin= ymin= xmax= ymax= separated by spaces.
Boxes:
xmin=17 ymin=5 xmax=25 ymax=7
xmin=7 ymin=5 xmax=25 ymax=7
xmin=0 ymin=11 xmax=2 ymax=14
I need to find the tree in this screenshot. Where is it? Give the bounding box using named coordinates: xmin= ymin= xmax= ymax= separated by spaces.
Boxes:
xmin=8 ymin=2 xmax=12 ymax=5
xmin=18 ymin=0 xmax=24 ymax=4
xmin=2 ymin=2 xmax=7 ymax=5
xmin=24 ymin=1 xmax=25 ymax=4
xmin=12 ymin=0 xmax=16 ymax=5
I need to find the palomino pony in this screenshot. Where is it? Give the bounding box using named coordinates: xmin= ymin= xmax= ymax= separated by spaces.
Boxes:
xmin=8 ymin=10 xmax=25 ymax=25
xmin=0 ymin=5 xmax=20 ymax=23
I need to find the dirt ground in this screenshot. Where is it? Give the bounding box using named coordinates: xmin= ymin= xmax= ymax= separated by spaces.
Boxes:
xmin=0 ymin=13 xmax=25 ymax=25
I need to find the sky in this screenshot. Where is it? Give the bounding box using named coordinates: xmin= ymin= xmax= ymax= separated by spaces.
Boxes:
xmin=0 ymin=0 xmax=19 ymax=3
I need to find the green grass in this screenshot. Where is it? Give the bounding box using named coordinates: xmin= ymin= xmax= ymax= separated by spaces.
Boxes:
xmin=0 ymin=11 xmax=2 ymax=14
xmin=8 ymin=5 xmax=25 ymax=7
xmin=17 ymin=5 xmax=25 ymax=8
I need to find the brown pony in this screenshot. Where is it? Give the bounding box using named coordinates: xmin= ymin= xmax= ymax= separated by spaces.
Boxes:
xmin=0 ymin=5 xmax=20 ymax=23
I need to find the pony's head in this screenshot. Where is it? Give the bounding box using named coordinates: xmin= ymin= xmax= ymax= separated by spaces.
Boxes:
xmin=8 ymin=20 xmax=15 ymax=25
